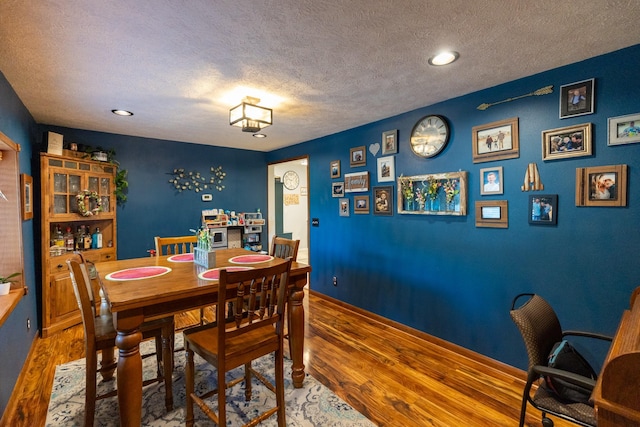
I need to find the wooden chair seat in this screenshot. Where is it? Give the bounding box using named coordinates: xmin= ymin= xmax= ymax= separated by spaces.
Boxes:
xmin=67 ymin=252 xmax=174 ymax=426
xmin=184 ymin=259 xmax=292 ymax=427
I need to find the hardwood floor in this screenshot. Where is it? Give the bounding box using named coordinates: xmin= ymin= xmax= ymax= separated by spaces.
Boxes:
xmin=2 ymin=290 xmax=573 ymax=426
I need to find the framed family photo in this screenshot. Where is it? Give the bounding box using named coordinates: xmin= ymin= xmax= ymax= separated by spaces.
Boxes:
xmin=472 ymin=117 xmax=519 ymax=163
xmin=528 ymin=194 xmax=557 ymax=226
xmin=560 ymin=78 xmax=595 ymax=119
xmin=330 ymin=160 xmax=341 ymax=178
xmin=354 ymin=195 xmax=370 ymax=214
xmin=376 ymin=156 xmax=395 ymax=182
xmin=575 ymin=164 xmax=628 ymax=207
xmin=541 ymin=123 xmax=592 ymax=160
xmin=339 ymin=198 xmax=350 ymax=217
xmin=373 ymin=186 xmax=393 ymax=216
xmin=479 ymin=166 xmax=503 ymax=195
xmin=350 ymin=146 xmax=366 ymax=167
xmin=608 ymin=113 xmax=640 ymax=146
xmin=332 ymin=182 xmax=344 ymax=197
xmin=382 ymin=129 xmax=398 ymax=155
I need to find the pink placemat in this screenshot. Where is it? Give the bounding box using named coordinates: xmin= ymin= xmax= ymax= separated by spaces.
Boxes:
xmin=198 ymin=266 xmax=254 ymax=281
xmin=105 ymin=266 xmax=172 ymax=281
xmin=167 ymin=253 xmax=194 ymax=262
xmin=228 ymin=254 xmax=274 ymax=264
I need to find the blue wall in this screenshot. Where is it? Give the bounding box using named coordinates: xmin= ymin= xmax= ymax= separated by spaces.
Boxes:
xmin=2 ymin=45 xmax=639 ymax=414
xmin=0 ymin=72 xmax=39 ymax=414
xmin=268 ymin=45 xmax=640 ymax=368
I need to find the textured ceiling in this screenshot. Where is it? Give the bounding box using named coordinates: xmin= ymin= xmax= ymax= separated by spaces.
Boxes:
xmin=1 ymin=1 xmax=639 ymax=152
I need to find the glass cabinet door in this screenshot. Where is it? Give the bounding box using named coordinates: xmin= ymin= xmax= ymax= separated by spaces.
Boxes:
xmin=52 ymin=172 xmax=81 ymax=214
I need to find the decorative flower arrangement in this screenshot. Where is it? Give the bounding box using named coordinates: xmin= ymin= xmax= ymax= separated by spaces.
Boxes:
xmin=399 ymin=175 xmax=414 ymax=202
xmin=169 ymin=166 xmax=226 ymax=193
xmin=443 ymin=179 xmax=460 ymax=203
xmin=425 ymin=177 xmax=440 ymax=201
xmin=415 ymin=186 xmax=427 ymax=206
xmin=76 ymin=190 xmax=103 ymax=216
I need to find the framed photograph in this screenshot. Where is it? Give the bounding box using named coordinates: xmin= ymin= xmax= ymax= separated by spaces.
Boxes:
xmin=479 ymin=166 xmax=503 ymax=195
xmin=332 ymin=182 xmax=344 ymax=198
xmin=475 ymin=200 xmax=508 ymax=228
xmin=330 ymin=160 xmax=341 ymax=178
xmin=339 ymin=198 xmax=350 ymax=217
xmin=576 ymin=164 xmax=628 ymax=207
xmin=373 ymin=186 xmax=393 ymax=216
xmin=382 ymin=129 xmax=398 ymax=155
xmin=560 ymin=78 xmax=595 ymax=119
xmin=377 ymin=156 xmax=395 ymax=182
xmin=354 ymin=195 xmax=370 ymax=214
xmin=344 ymin=171 xmax=370 ymax=193
xmin=20 ymin=173 xmax=33 ymax=220
xmin=350 ymin=146 xmax=366 ymax=167
xmin=542 ymin=123 xmax=592 ymax=161
xmin=608 ymin=113 xmax=640 ymax=146
xmin=472 ymin=117 xmax=519 ymax=163
xmin=528 ymin=194 xmax=558 ymax=225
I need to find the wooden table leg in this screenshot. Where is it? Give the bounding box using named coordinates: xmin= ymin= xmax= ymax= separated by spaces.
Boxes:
xmin=113 ymin=311 xmax=144 ymax=427
xmin=288 ymin=284 xmax=306 ymax=388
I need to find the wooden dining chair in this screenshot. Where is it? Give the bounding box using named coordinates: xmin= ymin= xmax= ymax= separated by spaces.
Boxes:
xmin=184 ymin=259 xmax=292 ymax=427
xmin=154 ymin=235 xmax=197 ymax=256
xmin=66 ymin=252 xmax=174 ymax=426
xmin=270 ymin=235 xmax=300 ymax=261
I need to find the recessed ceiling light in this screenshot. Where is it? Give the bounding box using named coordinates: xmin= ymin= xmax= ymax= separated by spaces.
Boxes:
xmin=253 ymin=133 xmax=267 ymax=138
xmin=111 ymin=109 xmax=134 ymax=116
xmin=428 ymin=51 xmax=459 ymax=66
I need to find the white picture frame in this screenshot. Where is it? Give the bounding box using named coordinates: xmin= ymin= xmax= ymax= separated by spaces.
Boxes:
xmin=377 ymin=156 xmax=395 ymax=183
xmin=608 ymin=113 xmax=640 ymax=146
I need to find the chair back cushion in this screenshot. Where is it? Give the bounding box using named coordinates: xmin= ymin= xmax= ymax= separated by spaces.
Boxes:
xmin=510 ymin=294 xmax=563 ymax=370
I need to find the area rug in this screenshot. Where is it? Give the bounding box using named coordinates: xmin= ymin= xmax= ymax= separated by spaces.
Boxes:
xmin=46 ymin=335 xmax=375 ymax=426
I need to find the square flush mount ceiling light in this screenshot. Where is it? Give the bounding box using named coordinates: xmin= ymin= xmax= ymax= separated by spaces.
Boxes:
xmin=229 ymin=97 xmax=272 ymax=133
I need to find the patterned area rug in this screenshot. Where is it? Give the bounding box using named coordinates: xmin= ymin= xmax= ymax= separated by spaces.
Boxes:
xmin=46 ymin=335 xmax=375 ymax=426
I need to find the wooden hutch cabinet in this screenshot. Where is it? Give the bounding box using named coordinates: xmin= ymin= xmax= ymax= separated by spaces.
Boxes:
xmin=40 ymin=152 xmax=117 ymax=337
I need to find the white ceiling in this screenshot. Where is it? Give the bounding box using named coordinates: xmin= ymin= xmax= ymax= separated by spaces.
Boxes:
xmin=1 ymin=1 xmax=639 ymax=152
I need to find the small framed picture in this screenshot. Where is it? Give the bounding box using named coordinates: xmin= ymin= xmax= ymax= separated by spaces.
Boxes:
xmin=479 ymin=166 xmax=503 ymax=195
xmin=373 ymin=186 xmax=393 ymax=216
xmin=21 ymin=173 xmax=33 ymax=221
xmin=608 ymin=113 xmax=640 ymax=146
xmin=339 ymin=198 xmax=350 ymax=217
xmin=475 ymin=200 xmax=508 ymax=228
xmin=382 ymin=129 xmax=398 ymax=155
xmin=354 ymin=195 xmax=370 ymax=214
xmin=528 ymin=194 xmax=558 ymax=226
xmin=332 ymin=182 xmax=344 ymax=198
xmin=330 ymin=160 xmax=341 ymax=178
xmin=472 ymin=117 xmax=519 ymax=163
xmin=377 ymin=156 xmax=395 ymax=182
xmin=576 ymin=164 xmax=628 ymax=207
xmin=350 ymin=146 xmax=366 ymax=167
xmin=560 ymin=78 xmax=595 ymax=119
xmin=344 ymin=171 xmax=370 ymax=193
xmin=542 ymin=123 xmax=592 ymax=161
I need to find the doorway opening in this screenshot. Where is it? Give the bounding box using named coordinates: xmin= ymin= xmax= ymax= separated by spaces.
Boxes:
xmin=267 ymin=157 xmax=309 ymax=265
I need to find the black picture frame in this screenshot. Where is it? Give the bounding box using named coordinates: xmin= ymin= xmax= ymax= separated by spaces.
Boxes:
xmin=373 ymin=186 xmax=393 ymax=216
xmin=559 ymin=78 xmax=594 ymax=119
xmin=528 ymin=194 xmax=558 ymax=225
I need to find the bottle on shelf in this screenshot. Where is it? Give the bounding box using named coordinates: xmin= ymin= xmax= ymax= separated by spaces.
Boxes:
xmin=83 ymin=225 xmax=92 ymax=250
xmin=91 ymin=227 xmax=103 ymax=249
xmin=53 ymin=225 xmax=64 ymax=248
xmin=75 ymin=226 xmax=84 ymax=251
xmin=64 ymin=227 xmax=74 ymax=251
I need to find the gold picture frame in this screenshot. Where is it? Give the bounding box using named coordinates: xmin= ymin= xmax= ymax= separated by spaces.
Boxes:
xmin=576 ymin=164 xmax=627 ymax=207
xmin=20 ymin=173 xmax=33 ymax=220
xmin=542 ymin=123 xmax=592 ymax=161
xmin=472 ymin=117 xmax=519 ymax=163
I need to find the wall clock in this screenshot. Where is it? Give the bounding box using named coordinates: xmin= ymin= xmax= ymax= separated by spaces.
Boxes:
xmin=409 ymin=115 xmax=450 ymax=158
xmin=283 ymin=170 xmax=300 ymax=190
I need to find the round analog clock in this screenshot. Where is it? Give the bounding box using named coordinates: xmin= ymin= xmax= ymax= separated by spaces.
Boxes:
xmin=283 ymin=170 xmax=299 ymax=190
xmin=409 ymin=115 xmax=450 ymax=158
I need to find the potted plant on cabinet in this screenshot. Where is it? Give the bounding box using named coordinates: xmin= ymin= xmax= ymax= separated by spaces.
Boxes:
xmin=0 ymin=272 xmax=21 ymax=295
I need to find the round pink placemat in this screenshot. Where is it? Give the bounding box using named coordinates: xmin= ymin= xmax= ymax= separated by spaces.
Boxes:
xmin=228 ymin=254 xmax=274 ymax=264
xmin=198 ymin=266 xmax=254 ymax=281
xmin=167 ymin=253 xmax=194 ymax=262
xmin=105 ymin=266 xmax=172 ymax=281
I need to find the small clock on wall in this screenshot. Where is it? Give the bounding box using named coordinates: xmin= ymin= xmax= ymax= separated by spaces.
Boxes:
xmin=283 ymin=170 xmax=300 ymax=190
xmin=409 ymin=115 xmax=450 ymax=158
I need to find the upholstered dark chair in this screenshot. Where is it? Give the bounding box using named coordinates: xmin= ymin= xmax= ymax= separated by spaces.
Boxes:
xmin=184 ymin=259 xmax=292 ymax=427
xmin=510 ymin=293 xmax=612 ymax=427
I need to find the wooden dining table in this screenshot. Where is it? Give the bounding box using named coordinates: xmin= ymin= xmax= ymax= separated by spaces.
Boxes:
xmin=95 ymin=248 xmax=311 ymax=426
